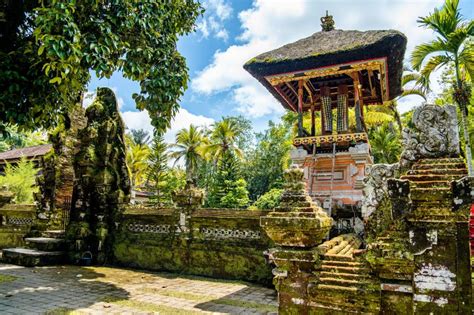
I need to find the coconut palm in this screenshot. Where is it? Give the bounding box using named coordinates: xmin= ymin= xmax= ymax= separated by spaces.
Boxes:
xmin=411 ymin=0 xmax=474 ymax=175
xmin=170 ymin=125 xmax=205 ymax=182
xmin=203 ymin=118 xmax=243 ymax=162
xmin=384 ymin=71 xmax=427 ymax=132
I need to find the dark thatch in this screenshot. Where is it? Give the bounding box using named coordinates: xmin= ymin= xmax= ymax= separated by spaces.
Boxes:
xmin=244 ymin=29 xmax=407 ymax=104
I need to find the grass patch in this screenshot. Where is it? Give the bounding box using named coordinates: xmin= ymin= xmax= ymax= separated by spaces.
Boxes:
xmin=139 ymin=288 xmax=278 ymax=313
xmin=0 ymin=274 xmax=17 ymax=283
xmin=214 ymin=298 xmax=278 ymax=313
xmin=43 ymin=308 xmax=85 ymax=315
xmin=101 ymin=296 xmax=202 ymax=315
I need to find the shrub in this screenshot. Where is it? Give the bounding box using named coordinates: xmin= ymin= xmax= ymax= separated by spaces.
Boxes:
xmin=251 ymin=188 xmax=283 ymax=210
xmin=0 ymin=157 xmax=38 ymax=203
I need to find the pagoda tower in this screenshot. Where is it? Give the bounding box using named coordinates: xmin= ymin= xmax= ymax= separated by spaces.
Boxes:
xmin=244 ymin=13 xmax=406 ymax=232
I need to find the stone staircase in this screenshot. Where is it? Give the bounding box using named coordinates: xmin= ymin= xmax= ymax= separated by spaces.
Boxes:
xmin=2 ymin=230 xmax=66 ymax=267
xmin=308 ymin=235 xmax=381 ymax=314
xmin=401 ymin=158 xmax=467 ymax=220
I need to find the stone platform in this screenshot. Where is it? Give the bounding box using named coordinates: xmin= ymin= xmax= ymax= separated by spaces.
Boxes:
xmin=0 ymin=263 xmax=278 ymax=314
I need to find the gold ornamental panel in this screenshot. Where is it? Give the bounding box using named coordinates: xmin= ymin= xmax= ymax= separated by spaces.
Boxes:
xmin=293 ymin=132 xmax=368 ymax=146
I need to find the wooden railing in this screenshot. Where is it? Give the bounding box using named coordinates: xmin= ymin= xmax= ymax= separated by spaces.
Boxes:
xmin=293 ymin=132 xmax=368 ymax=146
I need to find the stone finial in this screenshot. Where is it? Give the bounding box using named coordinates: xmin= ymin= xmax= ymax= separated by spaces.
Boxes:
xmin=0 ymin=185 xmax=14 ymax=207
xmin=172 ymin=183 xmax=204 ymax=209
xmin=321 ymin=11 xmax=335 ymax=32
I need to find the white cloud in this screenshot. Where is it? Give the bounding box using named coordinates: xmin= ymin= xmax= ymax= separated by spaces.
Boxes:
xmin=197 ymin=0 xmax=232 ymax=40
xmin=121 ymin=108 xmax=214 ymax=143
xmin=193 ymin=0 xmax=445 ymax=117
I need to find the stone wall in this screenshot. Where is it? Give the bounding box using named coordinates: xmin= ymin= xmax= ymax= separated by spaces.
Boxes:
xmin=0 ymin=204 xmax=36 ymax=248
xmin=113 ymin=206 xmax=273 ymax=285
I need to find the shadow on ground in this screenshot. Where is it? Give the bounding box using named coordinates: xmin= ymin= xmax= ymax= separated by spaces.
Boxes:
xmin=0 ymin=264 xmax=130 ymax=314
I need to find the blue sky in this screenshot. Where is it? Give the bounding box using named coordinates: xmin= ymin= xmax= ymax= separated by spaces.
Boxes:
xmin=87 ymin=0 xmax=474 ymax=142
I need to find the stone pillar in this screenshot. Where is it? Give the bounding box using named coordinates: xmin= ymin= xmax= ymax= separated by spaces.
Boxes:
xmin=260 ymin=165 xmax=332 ymax=313
xmin=67 ymin=87 xmax=131 ymax=265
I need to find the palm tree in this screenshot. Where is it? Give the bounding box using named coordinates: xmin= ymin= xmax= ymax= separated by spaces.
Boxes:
xmin=126 ymin=135 xmax=151 ymax=189
xmin=170 ymin=125 xmax=205 ymax=183
xmin=384 ymin=71 xmax=427 ymax=132
xmin=411 ymin=0 xmax=473 ymax=175
xmin=203 ymin=118 xmax=243 ymax=161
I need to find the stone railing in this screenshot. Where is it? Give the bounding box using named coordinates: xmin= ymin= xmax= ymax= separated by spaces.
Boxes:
xmin=0 ymin=204 xmax=36 ymax=249
xmin=113 ymin=206 xmax=273 ymax=285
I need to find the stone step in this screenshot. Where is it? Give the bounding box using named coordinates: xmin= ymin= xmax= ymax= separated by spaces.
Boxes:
xmin=2 ymin=248 xmax=65 ymax=267
xmin=319 ymin=277 xmax=371 ymax=287
xmin=410 ymin=187 xmax=451 ymax=201
xmin=320 ymin=271 xmax=369 ymax=280
xmin=410 ymin=181 xmax=451 ymax=188
xmin=41 ymin=230 xmax=65 ymax=239
xmin=407 ymin=168 xmax=467 ymax=176
xmin=24 ymin=237 xmax=66 ymax=251
xmin=400 ymin=174 xmax=464 ymax=182
xmin=308 ymin=302 xmax=380 ymax=315
xmin=415 ymin=158 xmax=464 ymax=165
xmin=413 ymin=162 xmax=466 ymax=170
xmin=321 ymin=264 xmax=370 ymax=273
xmin=322 ymin=260 xmax=366 ymax=267
xmin=323 ymin=253 xmax=355 ymax=262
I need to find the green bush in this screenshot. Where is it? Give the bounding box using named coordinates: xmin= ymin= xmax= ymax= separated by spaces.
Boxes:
xmin=0 ymin=158 xmax=38 ymax=204
xmin=250 ymin=188 xmax=283 ymax=210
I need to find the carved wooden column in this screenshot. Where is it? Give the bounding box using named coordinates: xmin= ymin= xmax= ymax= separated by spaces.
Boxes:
xmin=336 ymin=85 xmax=349 ymax=133
xmin=320 ymin=86 xmax=332 ymax=135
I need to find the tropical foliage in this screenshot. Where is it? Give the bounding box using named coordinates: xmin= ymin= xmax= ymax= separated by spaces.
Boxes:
xmin=170 ymin=125 xmax=206 ymax=183
xmin=411 ymin=0 xmax=474 ymax=174
xmin=250 ymin=188 xmax=283 ymax=210
xmin=0 ymin=158 xmax=38 ymax=204
xmin=369 ymin=124 xmax=402 ymax=164
xmin=1 ymin=1 xmax=202 ymax=133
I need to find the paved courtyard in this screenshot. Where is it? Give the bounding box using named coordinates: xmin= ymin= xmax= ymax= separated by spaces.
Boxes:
xmin=0 ymin=263 xmax=278 ymax=315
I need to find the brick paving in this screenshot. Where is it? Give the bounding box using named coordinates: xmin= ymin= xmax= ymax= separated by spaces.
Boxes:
xmin=0 ymin=263 xmax=278 ymax=315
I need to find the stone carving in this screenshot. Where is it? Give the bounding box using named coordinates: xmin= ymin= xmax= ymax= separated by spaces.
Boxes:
xmin=127 ymin=223 xmax=171 ymax=234
xmin=6 ymin=217 xmax=34 ymax=226
xmin=400 ymin=104 xmax=459 ymax=169
xmin=200 ymin=227 xmax=261 ymax=240
xmin=35 ymin=104 xmax=86 ymax=229
xmin=172 ymin=180 xmax=204 ymax=209
xmin=68 ymin=87 xmax=131 ymax=264
xmin=261 ymin=165 xmax=332 ymax=247
xmin=361 ymin=164 xmax=399 ymax=219
xmin=362 ymin=104 xmax=460 ymax=221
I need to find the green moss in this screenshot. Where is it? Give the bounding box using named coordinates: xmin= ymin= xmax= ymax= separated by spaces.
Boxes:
xmin=0 ymin=274 xmax=17 ymax=283
xmin=101 ymin=296 xmax=202 ymax=315
xmin=138 ymin=288 xmax=277 ymax=313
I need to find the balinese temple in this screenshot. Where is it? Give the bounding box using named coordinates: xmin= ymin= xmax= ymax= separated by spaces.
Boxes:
xmin=244 ymin=13 xmax=406 ymax=231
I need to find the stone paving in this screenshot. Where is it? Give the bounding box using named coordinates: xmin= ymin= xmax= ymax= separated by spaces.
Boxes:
xmin=0 ymin=263 xmax=278 ymax=315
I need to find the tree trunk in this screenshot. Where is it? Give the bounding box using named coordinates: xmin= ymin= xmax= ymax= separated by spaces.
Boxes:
xmin=460 ymin=111 xmax=473 ymax=176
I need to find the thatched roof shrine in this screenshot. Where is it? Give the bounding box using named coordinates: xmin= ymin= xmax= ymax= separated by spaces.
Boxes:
xmin=244 ymin=28 xmax=407 ymax=112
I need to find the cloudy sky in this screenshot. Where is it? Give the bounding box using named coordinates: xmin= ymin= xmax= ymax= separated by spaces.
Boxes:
xmin=87 ymin=0 xmax=474 ymax=142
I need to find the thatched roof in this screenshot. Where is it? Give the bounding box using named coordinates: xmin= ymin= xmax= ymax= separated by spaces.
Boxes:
xmin=244 ymin=29 xmax=407 ymax=105
xmin=0 ymin=144 xmax=52 ymax=164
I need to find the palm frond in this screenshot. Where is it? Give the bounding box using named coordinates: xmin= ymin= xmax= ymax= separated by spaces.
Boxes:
xmin=401 ymin=73 xmax=421 ymax=86
xmin=418 ymin=54 xmax=452 ymax=90
xmin=411 ymin=39 xmax=448 ymax=70
xmin=417 ymin=0 xmax=461 ymax=38
xmin=400 ymin=88 xmax=427 ymax=101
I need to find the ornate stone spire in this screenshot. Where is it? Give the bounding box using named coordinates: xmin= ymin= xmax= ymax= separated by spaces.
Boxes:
xmin=320 ymin=10 xmax=335 ymax=32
